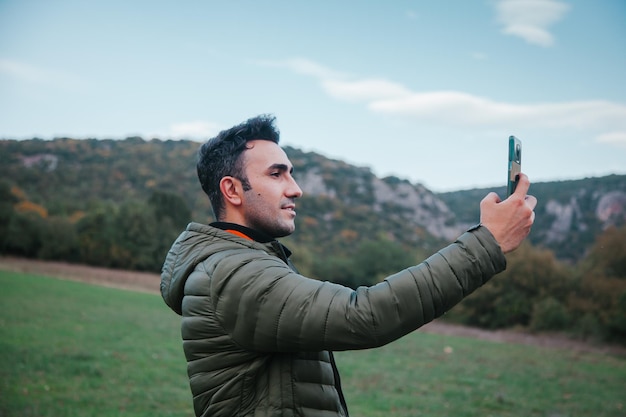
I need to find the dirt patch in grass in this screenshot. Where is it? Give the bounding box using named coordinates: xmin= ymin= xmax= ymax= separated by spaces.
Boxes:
xmin=420 ymin=321 xmax=626 ymax=356
xmin=0 ymin=256 xmax=161 ymax=294
xmin=2 ymin=255 xmax=624 ymax=356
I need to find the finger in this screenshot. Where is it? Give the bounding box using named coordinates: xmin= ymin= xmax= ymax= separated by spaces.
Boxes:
xmin=524 ymin=195 xmax=538 ymax=211
xmin=513 ymin=173 xmax=530 ymax=196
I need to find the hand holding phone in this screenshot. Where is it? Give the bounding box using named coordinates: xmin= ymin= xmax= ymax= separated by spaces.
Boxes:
xmin=507 ymin=136 xmax=522 ymax=196
xmin=481 ymin=172 xmax=537 ymax=253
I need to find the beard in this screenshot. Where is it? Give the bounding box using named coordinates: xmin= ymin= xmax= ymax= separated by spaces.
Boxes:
xmin=242 ymin=191 xmax=296 ymax=238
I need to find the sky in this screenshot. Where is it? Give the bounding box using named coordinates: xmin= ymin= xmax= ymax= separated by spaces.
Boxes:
xmin=1 ymin=0 xmax=625 ymax=192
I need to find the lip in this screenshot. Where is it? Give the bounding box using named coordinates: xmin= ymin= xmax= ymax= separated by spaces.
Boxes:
xmin=282 ymin=204 xmax=296 ymax=214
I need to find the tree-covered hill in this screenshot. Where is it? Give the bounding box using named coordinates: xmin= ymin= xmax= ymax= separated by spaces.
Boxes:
xmin=1 ymin=137 xmax=209 ymax=219
xmin=438 ymin=174 xmax=626 ymax=261
xmin=2 ymin=137 xmax=624 ymax=263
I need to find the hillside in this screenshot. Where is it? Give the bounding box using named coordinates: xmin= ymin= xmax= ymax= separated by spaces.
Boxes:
xmin=1 ymin=137 xmax=624 ymax=263
xmin=438 ymin=174 xmax=626 ymax=261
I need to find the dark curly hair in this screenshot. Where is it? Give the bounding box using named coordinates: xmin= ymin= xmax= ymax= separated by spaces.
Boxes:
xmin=197 ymin=114 xmax=280 ymax=220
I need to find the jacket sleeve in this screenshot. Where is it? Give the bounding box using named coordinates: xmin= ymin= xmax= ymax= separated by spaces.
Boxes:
xmin=211 ymin=225 xmax=506 ymax=352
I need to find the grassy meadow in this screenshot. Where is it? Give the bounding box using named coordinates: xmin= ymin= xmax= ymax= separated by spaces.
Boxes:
xmin=0 ymin=271 xmax=624 ymax=417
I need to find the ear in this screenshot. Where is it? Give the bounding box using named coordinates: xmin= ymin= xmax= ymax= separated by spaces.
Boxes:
xmin=219 ymin=176 xmax=243 ymax=207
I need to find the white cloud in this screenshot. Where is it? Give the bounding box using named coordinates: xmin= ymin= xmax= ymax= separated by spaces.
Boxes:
xmin=322 ymin=78 xmax=412 ymax=102
xmin=165 ymin=121 xmax=221 ymax=140
xmin=371 ymin=94 xmax=626 ymax=130
xmin=261 ymin=58 xmax=626 ymax=145
xmin=254 ymin=57 xmax=347 ymax=80
xmin=595 ymin=132 xmax=626 ymax=148
xmin=494 ymin=0 xmax=570 ymax=47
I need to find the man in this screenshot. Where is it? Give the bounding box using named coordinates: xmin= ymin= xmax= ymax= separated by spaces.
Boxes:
xmin=160 ymin=114 xmax=537 ymax=417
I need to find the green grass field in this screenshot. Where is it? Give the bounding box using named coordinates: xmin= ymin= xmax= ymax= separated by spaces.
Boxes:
xmin=1 ymin=271 xmax=624 ymax=417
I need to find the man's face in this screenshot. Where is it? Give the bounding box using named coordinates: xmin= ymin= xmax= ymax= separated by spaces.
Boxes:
xmin=239 ymin=140 xmax=303 ymax=238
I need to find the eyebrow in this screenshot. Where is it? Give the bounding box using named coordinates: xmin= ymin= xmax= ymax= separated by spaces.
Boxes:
xmin=268 ymin=163 xmax=293 ymax=173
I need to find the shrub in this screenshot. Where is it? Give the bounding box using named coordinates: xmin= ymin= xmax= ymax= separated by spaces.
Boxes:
xmin=573 ymin=313 xmax=605 ymax=342
xmin=530 ymin=297 xmax=571 ymax=332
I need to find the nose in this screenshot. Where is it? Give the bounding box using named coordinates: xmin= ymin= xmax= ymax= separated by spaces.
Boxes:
xmin=288 ymin=176 xmax=303 ymax=198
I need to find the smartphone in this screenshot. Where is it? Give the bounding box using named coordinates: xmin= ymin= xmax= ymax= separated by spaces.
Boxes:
xmin=507 ymin=135 xmax=522 ymax=196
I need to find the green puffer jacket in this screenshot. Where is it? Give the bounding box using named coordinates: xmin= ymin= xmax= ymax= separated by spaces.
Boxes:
xmin=160 ymin=222 xmax=506 ymax=417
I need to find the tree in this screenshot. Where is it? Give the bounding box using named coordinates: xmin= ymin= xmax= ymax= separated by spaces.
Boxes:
xmin=571 ymin=225 xmax=626 ymax=341
xmin=311 ymin=238 xmax=415 ymax=289
xmin=111 ymin=200 xmax=160 ymax=271
xmin=37 ymin=216 xmax=80 ymax=261
xmin=351 ymin=239 xmax=415 ymax=285
xmin=457 ymin=242 xmax=575 ymax=329
xmin=581 ymin=224 xmax=626 ymax=280
xmin=3 ymin=211 xmax=44 ymax=257
xmin=148 ymin=191 xmax=192 ymax=269
xmin=312 ymin=256 xmax=356 ymax=288
xmin=76 ymin=202 xmax=118 ymax=267
xmin=0 ymin=180 xmax=18 ymax=251
xmin=148 ymin=191 xmax=191 ymax=229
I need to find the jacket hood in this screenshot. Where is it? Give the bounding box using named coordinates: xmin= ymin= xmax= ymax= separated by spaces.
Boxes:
xmin=160 ymin=222 xmax=266 ymax=315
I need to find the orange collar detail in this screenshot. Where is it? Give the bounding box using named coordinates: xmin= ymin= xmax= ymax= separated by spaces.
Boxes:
xmin=225 ymin=229 xmax=253 ymax=241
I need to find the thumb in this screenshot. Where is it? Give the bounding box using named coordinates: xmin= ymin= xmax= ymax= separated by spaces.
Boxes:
xmin=512 ymin=173 xmax=530 ymax=197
